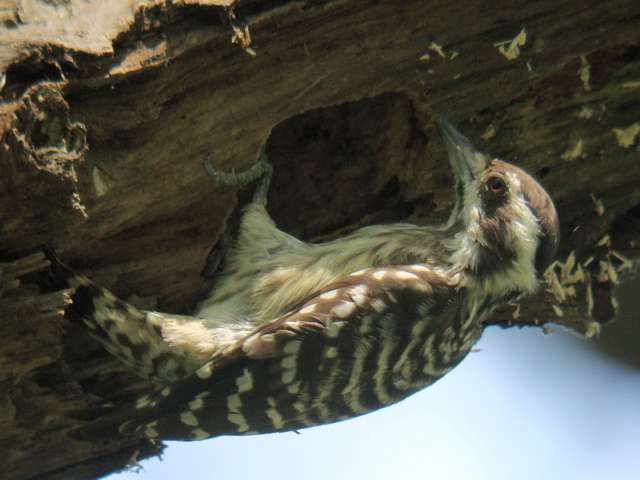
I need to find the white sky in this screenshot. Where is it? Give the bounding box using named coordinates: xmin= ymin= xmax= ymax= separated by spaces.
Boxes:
xmin=109 ymin=327 xmax=640 ymax=480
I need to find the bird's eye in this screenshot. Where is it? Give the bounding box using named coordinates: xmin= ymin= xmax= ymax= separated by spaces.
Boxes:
xmin=487 ymin=176 xmax=506 ymax=195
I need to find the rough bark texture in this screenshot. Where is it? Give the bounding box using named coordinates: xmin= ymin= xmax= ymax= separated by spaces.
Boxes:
xmin=1 ymin=0 xmax=639 ymax=478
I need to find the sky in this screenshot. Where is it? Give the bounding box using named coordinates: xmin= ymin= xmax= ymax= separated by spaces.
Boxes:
xmin=108 ymin=325 xmax=640 ymax=480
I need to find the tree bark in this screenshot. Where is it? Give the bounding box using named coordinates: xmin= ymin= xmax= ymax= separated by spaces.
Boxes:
xmin=1 ymin=0 xmax=639 ymax=478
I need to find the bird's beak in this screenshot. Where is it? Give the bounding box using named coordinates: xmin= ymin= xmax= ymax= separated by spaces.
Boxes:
xmin=436 ymin=117 xmax=488 ymax=228
xmin=436 ymin=117 xmax=487 ymax=186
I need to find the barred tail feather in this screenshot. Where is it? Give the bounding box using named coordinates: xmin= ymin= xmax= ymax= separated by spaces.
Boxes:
xmin=43 ymin=246 xmax=193 ymax=383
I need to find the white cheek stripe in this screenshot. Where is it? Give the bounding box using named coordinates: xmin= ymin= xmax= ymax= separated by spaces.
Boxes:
xmin=448 ymin=179 xmax=542 ymax=297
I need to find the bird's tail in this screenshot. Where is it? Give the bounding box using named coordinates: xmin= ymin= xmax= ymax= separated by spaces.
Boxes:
xmin=66 ymin=403 xmax=144 ymax=443
xmin=43 ymin=246 xmax=196 ymax=383
xmin=44 ymin=245 xmax=124 ymax=329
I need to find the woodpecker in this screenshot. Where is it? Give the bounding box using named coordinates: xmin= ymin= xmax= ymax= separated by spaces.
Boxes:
xmin=46 ymin=118 xmax=559 ymax=441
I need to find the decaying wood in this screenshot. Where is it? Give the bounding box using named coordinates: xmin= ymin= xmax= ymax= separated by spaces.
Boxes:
xmin=0 ymin=252 xmax=162 ymax=480
xmin=1 ymin=0 xmax=639 ymax=478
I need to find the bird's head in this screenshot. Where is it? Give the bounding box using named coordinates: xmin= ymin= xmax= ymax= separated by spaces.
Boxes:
xmin=437 ymin=118 xmax=560 ymax=298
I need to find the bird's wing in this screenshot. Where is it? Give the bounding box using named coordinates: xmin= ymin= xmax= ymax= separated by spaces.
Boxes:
xmin=117 ymin=264 xmax=468 ymax=441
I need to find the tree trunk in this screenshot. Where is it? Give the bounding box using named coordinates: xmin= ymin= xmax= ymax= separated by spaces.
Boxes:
xmin=1 ymin=1 xmax=639 ymax=478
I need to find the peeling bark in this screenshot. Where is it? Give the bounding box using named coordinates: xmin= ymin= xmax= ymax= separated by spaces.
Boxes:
xmin=1 ymin=0 xmax=639 ymax=478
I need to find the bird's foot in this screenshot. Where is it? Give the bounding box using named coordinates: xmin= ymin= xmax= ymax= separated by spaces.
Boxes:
xmin=201 ymin=146 xmax=273 ymax=278
xmin=203 ymin=145 xmax=272 ymax=205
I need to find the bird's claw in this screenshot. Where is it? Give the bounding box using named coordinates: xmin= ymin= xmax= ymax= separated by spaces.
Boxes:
xmin=203 ymin=146 xmax=273 ymax=205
